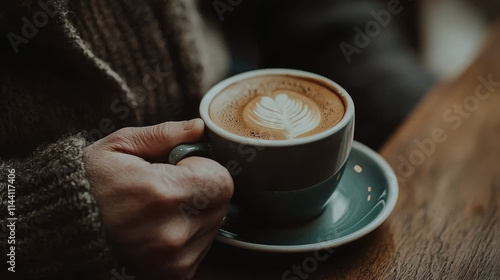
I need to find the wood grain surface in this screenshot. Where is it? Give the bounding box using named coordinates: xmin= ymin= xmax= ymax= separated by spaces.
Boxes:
xmin=194 ymin=21 xmax=500 ymax=280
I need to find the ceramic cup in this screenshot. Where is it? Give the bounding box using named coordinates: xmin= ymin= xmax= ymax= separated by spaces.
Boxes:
xmin=169 ymin=69 xmax=355 ymax=224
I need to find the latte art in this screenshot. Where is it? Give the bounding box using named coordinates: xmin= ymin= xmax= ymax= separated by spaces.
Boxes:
xmin=209 ymin=75 xmax=345 ymax=140
xmin=244 ymin=92 xmax=321 ymax=139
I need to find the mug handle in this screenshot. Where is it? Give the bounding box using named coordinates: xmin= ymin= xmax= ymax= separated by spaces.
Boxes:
xmin=168 ymin=143 xmax=212 ymax=165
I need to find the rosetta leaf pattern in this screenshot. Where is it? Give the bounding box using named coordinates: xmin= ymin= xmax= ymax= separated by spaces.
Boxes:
xmin=248 ymin=93 xmax=320 ymax=139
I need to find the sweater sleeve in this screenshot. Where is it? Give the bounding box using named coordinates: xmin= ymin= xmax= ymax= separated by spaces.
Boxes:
xmin=0 ymin=133 xmax=114 ymax=280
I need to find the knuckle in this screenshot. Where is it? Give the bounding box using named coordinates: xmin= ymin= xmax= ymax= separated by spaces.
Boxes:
xmin=147 ymin=187 xmax=186 ymax=213
xmin=141 ymin=180 xmax=164 ymax=200
xmin=158 ymin=226 xmax=191 ymax=252
xmin=130 ymin=166 xmax=186 ymax=208
xmin=153 ymin=166 xmax=192 ymax=203
xmin=184 ymin=161 xmax=234 ymax=202
xmin=207 ymin=164 xmax=234 ymax=201
xmin=176 ymin=158 xmax=234 ymax=208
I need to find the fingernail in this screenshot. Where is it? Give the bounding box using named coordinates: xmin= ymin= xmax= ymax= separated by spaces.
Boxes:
xmin=183 ymin=118 xmax=200 ymax=131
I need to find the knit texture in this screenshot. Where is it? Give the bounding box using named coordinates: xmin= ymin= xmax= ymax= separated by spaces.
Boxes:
xmin=1 ymin=134 xmax=114 ymax=280
xmin=0 ymin=0 xmax=228 ymax=279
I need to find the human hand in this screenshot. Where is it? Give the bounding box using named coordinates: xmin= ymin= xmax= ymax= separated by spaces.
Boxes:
xmin=83 ymin=119 xmax=233 ymax=280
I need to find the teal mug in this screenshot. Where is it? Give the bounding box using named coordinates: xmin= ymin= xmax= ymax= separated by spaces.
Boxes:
xmin=169 ymin=69 xmax=355 ymax=224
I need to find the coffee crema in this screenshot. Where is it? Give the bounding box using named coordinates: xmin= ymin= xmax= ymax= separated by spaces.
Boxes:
xmin=209 ymin=75 xmax=345 ymax=140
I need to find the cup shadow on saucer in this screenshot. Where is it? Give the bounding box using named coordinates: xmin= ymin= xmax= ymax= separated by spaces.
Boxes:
xmin=215 ymin=141 xmax=399 ymax=253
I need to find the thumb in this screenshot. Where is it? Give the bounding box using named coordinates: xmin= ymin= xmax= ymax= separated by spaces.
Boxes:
xmin=102 ymin=118 xmax=205 ymax=161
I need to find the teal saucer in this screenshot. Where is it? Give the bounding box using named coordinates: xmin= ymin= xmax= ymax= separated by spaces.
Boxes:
xmin=216 ymin=141 xmax=398 ymax=252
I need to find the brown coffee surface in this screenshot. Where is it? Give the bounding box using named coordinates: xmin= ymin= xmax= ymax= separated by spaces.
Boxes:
xmin=209 ymin=75 xmax=345 ymax=140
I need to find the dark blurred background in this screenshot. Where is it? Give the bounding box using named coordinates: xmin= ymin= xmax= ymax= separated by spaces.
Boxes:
xmin=201 ymin=0 xmax=499 ymax=149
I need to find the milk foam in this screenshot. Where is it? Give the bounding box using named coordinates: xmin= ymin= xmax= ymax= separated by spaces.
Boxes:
xmin=244 ymin=92 xmax=321 ymax=139
xmin=209 ymin=75 xmax=345 ymax=140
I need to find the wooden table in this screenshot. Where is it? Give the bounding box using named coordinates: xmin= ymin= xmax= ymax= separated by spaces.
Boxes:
xmin=194 ymin=21 xmax=500 ymax=280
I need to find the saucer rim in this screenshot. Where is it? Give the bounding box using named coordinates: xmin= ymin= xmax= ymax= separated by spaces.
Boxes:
xmin=215 ymin=140 xmax=399 ymax=253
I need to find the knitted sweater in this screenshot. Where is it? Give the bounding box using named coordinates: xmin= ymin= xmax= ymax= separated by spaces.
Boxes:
xmin=0 ymin=1 xmax=228 ymax=279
